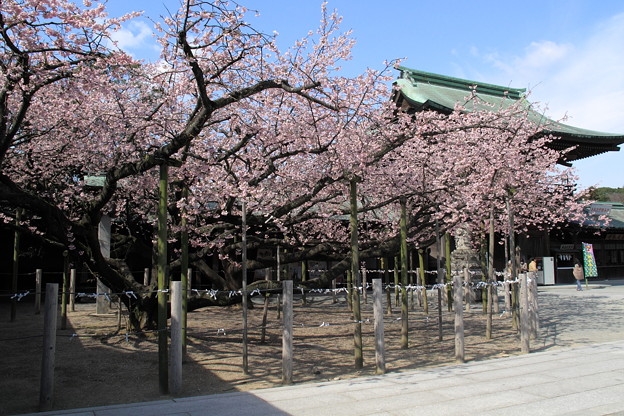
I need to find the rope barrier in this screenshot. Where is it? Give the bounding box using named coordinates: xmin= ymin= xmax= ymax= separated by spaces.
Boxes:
xmin=1 ymin=277 xmax=527 ymax=301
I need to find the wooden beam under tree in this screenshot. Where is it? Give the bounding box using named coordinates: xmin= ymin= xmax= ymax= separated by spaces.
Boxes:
xmin=157 ymin=163 xmax=169 ymax=395
xmin=350 ymin=178 xmax=363 ymax=370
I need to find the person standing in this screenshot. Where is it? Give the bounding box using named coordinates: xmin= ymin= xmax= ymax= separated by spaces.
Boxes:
xmin=573 ymin=261 xmax=584 ymax=291
xmin=528 ymin=258 xmax=538 ymax=282
xmin=528 ymin=258 xmax=537 ymax=273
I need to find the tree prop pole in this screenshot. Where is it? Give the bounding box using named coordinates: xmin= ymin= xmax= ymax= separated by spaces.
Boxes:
xmin=520 ymin=273 xmax=530 ymax=353
xmin=181 ymin=186 xmax=189 ymax=354
xmin=435 ymin=220 xmax=443 ymax=341
xmin=261 ymin=269 xmax=270 ymax=344
xmin=282 ymin=280 xmax=293 ymax=384
xmin=241 ymin=201 xmax=249 ymax=375
xmin=400 ymin=198 xmax=409 ymax=349
xmin=276 ymin=246 xmax=282 ymax=319
xmin=346 ymin=269 xmax=353 ymax=312
xmin=35 ymin=269 xmax=42 ymax=315
xmin=372 ymin=279 xmax=386 ymax=374
xmin=454 ymin=270 xmax=465 ymax=363
xmin=39 ymin=283 xmax=58 ymax=412
xmin=507 ymin=198 xmax=517 ymax=280
xmin=445 ymin=232 xmax=452 ymax=312
xmin=419 ymin=249 xmax=428 ymax=315
xmin=69 ymin=269 xmax=76 ymax=312
xmin=486 ymin=210 xmax=495 ymax=340
xmin=157 ymin=163 xmax=169 ymax=394
xmin=393 ymin=257 xmax=400 ymax=307
xmin=382 ymin=257 xmax=392 ymax=315
xmin=60 ymin=251 xmax=68 ymax=330
xmin=170 ymin=281 xmax=183 ymax=394
xmin=409 ymin=251 xmax=415 ymax=310
xmin=11 ymin=209 xmax=21 ymax=322
xmin=301 ymin=260 xmax=308 ymax=305
xmin=350 ymin=178 xmax=363 ymax=369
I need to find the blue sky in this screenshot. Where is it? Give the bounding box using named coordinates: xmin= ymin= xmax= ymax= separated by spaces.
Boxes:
xmin=105 ymin=0 xmax=624 ymax=190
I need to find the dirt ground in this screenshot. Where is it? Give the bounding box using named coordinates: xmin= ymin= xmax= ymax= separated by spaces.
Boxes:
xmin=0 ymin=291 xmax=524 ymax=415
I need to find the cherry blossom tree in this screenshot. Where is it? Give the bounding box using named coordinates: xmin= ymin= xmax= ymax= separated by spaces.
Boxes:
xmin=1 ymin=0 xmax=589 ymax=331
xmin=1 ymin=0 xmax=406 ymax=328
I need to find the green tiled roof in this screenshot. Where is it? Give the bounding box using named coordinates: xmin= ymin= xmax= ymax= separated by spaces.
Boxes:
xmin=395 ymin=67 xmax=624 ymax=161
xmin=396 ymin=67 xmax=526 ymax=106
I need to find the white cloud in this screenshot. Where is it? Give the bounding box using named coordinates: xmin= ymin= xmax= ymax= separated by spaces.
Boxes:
xmin=520 ymin=40 xmax=573 ymax=69
xmin=457 ymin=13 xmax=624 ymax=188
xmin=110 ymin=20 xmax=160 ymax=58
xmin=487 ymin=14 xmax=624 ymax=132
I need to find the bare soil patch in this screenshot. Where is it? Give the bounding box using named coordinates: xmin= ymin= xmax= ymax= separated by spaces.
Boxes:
xmin=0 ymin=292 xmax=523 ymax=415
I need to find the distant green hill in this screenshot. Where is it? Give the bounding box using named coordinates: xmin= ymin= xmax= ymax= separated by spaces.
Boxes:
xmin=587 ymin=187 xmax=624 ymax=203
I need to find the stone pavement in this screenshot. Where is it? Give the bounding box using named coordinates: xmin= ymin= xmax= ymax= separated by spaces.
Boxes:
xmin=24 ymin=281 xmax=624 ymax=416
xmin=26 ymin=341 xmax=624 ymax=416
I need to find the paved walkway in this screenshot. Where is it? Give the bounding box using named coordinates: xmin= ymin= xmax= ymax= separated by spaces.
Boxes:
xmin=25 ymin=281 xmax=624 ymax=416
xmin=27 ymin=340 xmax=624 ymax=416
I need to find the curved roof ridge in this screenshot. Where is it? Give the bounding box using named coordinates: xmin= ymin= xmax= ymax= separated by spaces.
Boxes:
xmin=398 ymin=66 xmax=526 ymax=100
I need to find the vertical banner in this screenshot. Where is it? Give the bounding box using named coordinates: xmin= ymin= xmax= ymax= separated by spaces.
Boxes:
xmin=582 ymin=242 xmax=598 ymax=278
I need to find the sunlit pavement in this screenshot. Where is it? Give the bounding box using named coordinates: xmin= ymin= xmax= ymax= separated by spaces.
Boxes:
xmin=25 ymin=281 xmax=624 ymax=416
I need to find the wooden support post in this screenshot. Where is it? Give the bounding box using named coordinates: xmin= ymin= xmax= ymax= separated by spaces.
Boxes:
xmin=486 ymin=281 xmax=493 ymax=340
xmin=361 ymin=267 xmax=368 ymax=304
xmin=493 ymin=284 xmax=500 ymax=314
xmin=276 ymin=246 xmax=282 ymax=319
xmin=504 ymin=281 xmax=511 ymax=315
xmin=69 ymin=269 xmax=76 ymax=312
xmin=399 ymin=198 xmax=409 ymax=349
xmin=520 ymin=273 xmax=530 ymax=353
xmin=464 ymin=270 xmax=472 ymax=312
xmin=382 ymin=257 xmax=392 ymax=315
xmin=486 ymin=210 xmax=494 ymax=339
xmin=455 ymin=270 xmax=465 ymax=363
xmin=11 ymin=209 xmax=21 ymax=322
xmin=400 ymin=283 xmax=408 ymax=350
xmin=170 ymin=281 xmax=183 ymax=394
xmin=349 ymin=178 xmax=363 ymax=370
xmin=282 ymin=280 xmax=293 ymax=385
xmin=418 ymin=250 xmax=428 ymax=315
xmin=332 ymin=279 xmax=337 ymax=304
xmin=512 ymin=282 xmax=519 ymax=331
xmin=144 ymin=268 xmax=150 ymax=286
xmin=372 ymin=279 xmax=385 ymax=374
xmin=393 ymin=257 xmax=399 ymax=307
xmin=507 ymin=198 xmax=517 ymax=283
xmin=96 ymin=215 xmax=112 ymax=315
xmin=346 ymin=270 xmax=353 ymax=312
xmin=241 ymin=201 xmax=249 ymax=375
xmin=60 ymin=252 xmax=68 ymax=330
xmin=180 ymin=187 xmax=189 ymax=356
xmin=437 ymin=287 xmax=443 ymax=341
xmin=117 ymin=296 xmax=123 ymax=331
xmin=35 ymin=269 xmax=42 ymax=315
xmin=435 ymin=220 xmax=443 ymax=341
xmin=301 ymin=260 xmax=308 ymax=305
xmin=39 ymin=283 xmax=58 ymax=412
xmin=409 ymin=253 xmax=415 ymax=311
xmin=261 ymin=269 xmax=270 ymax=344
xmin=415 ymin=267 xmax=422 ymax=308
xmin=157 ymin=163 xmax=169 ymax=394
xmin=445 ymin=233 xmax=452 ymax=312
xmin=183 ymin=268 xmax=192 ymax=354
xmin=352 ymin=287 xmax=363 ymax=369
xmin=529 ymin=274 xmax=539 ymax=339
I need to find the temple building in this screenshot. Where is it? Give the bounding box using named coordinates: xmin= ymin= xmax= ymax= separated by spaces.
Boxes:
xmin=394 ymin=67 xmax=624 ymax=281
